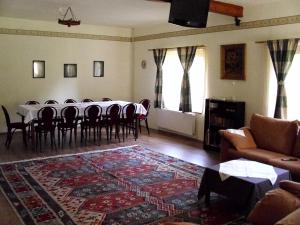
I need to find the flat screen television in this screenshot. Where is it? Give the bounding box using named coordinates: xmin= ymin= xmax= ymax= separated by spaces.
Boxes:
xmin=168 ymin=0 xmax=210 ymax=28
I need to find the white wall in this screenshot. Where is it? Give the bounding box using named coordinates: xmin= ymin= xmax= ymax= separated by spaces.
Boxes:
xmin=0 ymin=18 xmax=133 ymax=132
xmin=133 ymin=23 xmax=300 ymax=141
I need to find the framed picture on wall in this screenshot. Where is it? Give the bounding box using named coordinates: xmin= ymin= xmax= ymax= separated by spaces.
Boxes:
xmin=64 ymin=64 xmax=77 ymax=78
xmin=221 ymin=44 xmax=246 ymax=80
xmin=32 ymin=60 xmax=45 ymax=78
xmin=93 ymin=61 xmax=104 ymax=77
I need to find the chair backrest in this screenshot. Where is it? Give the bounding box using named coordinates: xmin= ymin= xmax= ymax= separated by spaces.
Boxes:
xmin=139 ymin=99 xmax=151 ymax=116
xmin=102 ymin=97 xmax=112 ymax=101
xmin=25 ymin=100 xmax=40 ymax=105
xmin=61 ymin=106 xmax=79 ymax=126
xmin=64 ymin=99 xmax=77 ymax=103
xmin=82 ymin=98 xmax=94 ymax=103
xmin=84 ymin=105 xmax=102 ymax=126
xmin=37 ymin=106 xmax=57 ymax=129
xmin=106 ymin=104 xmax=121 ymax=123
xmin=45 ymin=100 xmax=59 ymax=104
xmin=122 ymin=103 xmax=136 ymax=122
xmin=1 ymin=105 xmax=11 ymax=127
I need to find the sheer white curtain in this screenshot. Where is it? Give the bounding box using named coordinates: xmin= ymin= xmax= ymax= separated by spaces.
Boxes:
xmin=162 ymin=48 xmax=205 ymax=113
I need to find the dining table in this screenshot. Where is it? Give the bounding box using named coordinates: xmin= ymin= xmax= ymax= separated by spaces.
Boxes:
xmin=17 ymin=100 xmax=147 ymax=149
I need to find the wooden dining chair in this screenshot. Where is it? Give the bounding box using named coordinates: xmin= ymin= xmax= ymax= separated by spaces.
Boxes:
xmin=102 ymin=97 xmax=112 ymax=101
xmin=138 ymin=99 xmax=151 ymax=135
xmin=82 ymin=98 xmax=94 ymax=103
xmin=103 ymin=104 xmax=121 ymax=143
xmin=80 ymin=105 xmax=102 ymax=144
xmin=2 ymin=105 xmax=28 ymax=149
xmin=120 ymin=103 xmax=137 ymax=141
xmin=64 ymin=99 xmax=77 ymax=103
xmin=44 ymin=100 xmax=59 ymax=104
xmin=34 ymin=106 xmax=57 ymax=151
xmin=57 ymin=106 xmax=79 ymax=148
xmin=25 ymin=100 xmax=40 ymax=105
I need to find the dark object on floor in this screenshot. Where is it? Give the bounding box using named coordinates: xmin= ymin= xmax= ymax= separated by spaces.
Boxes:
xmin=2 ymin=105 xmax=28 ymax=149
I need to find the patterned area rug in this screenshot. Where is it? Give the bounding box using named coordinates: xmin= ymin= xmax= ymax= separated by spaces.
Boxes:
xmin=0 ymin=145 xmax=246 ymax=225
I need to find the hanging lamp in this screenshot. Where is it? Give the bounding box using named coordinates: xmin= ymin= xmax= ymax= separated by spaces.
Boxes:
xmin=58 ymin=6 xmax=81 ymax=27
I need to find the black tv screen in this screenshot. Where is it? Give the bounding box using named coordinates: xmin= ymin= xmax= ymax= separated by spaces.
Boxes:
xmin=168 ymin=0 xmax=210 ymax=28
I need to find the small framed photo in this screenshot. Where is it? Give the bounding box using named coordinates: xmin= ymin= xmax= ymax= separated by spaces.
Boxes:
xmin=33 ymin=60 xmax=45 ymax=78
xmin=221 ymin=44 xmax=246 ymax=80
xmin=64 ymin=64 xmax=77 ymax=78
xmin=93 ymin=61 xmax=104 ymax=77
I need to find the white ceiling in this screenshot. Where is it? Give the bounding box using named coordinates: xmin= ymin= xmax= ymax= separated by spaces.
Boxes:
xmin=0 ymin=0 xmax=283 ymax=28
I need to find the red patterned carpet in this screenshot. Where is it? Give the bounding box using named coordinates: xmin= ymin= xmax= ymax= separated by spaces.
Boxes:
xmin=0 ymin=145 xmax=245 ymax=225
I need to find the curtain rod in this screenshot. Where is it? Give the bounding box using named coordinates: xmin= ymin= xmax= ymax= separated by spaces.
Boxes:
xmin=148 ymin=45 xmax=205 ymax=51
xmin=255 ymin=38 xmax=300 ymax=44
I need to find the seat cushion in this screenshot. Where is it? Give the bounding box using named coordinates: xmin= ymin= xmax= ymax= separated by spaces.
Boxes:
xmin=275 ymin=208 xmax=300 ymax=225
xmin=220 ymin=128 xmax=257 ymax=150
xmin=250 ymin=114 xmax=298 ymax=155
xmin=228 ymin=148 xmax=286 ymax=164
xmin=247 ymin=188 xmax=300 ymax=225
xmin=269 ymin=158 xmax=300 ymax=176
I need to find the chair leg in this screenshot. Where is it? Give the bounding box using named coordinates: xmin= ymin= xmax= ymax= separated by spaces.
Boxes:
xmin=139 ymin=119 xmax=142 ymax=133
xmin=22 ymin=127 xmax=27 ymax=147
xmin=74 ymin=128 xmax=77 ymax=144
xmin=39 ymin=132 xmax=42 ymax=151
xmin=58 ymin=128 xmax=61 ymax=148
xmin=5 ymin=129 xmax=11 ymax=148
xmin=145 ymin=119 xmax=150 ymax=135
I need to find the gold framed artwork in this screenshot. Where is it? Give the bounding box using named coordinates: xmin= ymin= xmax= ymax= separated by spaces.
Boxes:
xmin=221 ymin=44 xmax=246 ymax=80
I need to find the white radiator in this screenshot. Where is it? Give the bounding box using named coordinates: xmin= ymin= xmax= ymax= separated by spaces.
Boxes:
xmin=157 ymin=109 xmax=196 ymax=136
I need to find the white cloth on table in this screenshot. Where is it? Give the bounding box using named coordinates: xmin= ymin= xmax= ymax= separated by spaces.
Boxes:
xmin=219 ymin=159 xmax=278 ymax=185
xmin=17 ymin=101 xmax=147 ymax=123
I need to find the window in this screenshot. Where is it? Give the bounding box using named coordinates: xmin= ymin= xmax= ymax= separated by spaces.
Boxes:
xmin=267 ymin=48 xmax=300 ymax=120
xmin=162 ymin=48 xmax=206 ymax=113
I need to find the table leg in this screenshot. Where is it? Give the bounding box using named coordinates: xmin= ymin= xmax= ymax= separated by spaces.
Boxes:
xmin=31 ymin=121 xmax=35 ymax=151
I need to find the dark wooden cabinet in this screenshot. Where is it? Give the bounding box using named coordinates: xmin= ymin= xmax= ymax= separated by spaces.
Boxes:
xmin=203 ymin=98 xmax=245 ymax=151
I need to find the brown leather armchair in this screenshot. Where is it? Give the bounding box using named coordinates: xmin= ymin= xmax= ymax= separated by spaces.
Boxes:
xmin=247 ymin=180 xmax=300 ymax=225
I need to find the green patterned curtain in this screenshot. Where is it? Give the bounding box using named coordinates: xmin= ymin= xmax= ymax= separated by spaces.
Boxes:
xmin=177 ymin=46 xmax=197 ymax=112
xmin=267 ymin=39 xmax=299 ymax=119
xmin=153 ymin=49 xmax=167 ymax=108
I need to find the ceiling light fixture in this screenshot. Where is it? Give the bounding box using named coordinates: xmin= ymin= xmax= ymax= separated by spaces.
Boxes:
xmin=58 ymin=6 xmax=80 ymax=27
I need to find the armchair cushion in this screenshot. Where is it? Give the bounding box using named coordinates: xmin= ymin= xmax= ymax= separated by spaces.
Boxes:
xmin=275 ymin=208 xmax=300 ymax=225
xmin=250 ymin=114 xmax=298 ymax=155
xmin=220 ymin=128 xmax=256 ymax=150
xmin=280 ymin=180 xmax=300 ymax=197
xmin=247 ymin=188 xmax=300 ymax=225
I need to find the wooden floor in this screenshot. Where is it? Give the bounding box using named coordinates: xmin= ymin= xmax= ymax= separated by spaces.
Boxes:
xmin=0 ymin=128 xmax=219 ymax=225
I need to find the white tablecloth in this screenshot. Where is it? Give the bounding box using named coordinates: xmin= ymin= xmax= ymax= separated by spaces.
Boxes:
xmin=219 ymin=159 xmax=278 ymax=185
xmin=17 ymin=101 xmax=147 ymax=123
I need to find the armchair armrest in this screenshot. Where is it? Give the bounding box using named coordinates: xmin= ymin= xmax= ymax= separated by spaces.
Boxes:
xmin=280 ymin=180 xmax=300 ymax=197
xmin=219 ymin=131 xmax=234 ymax=162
